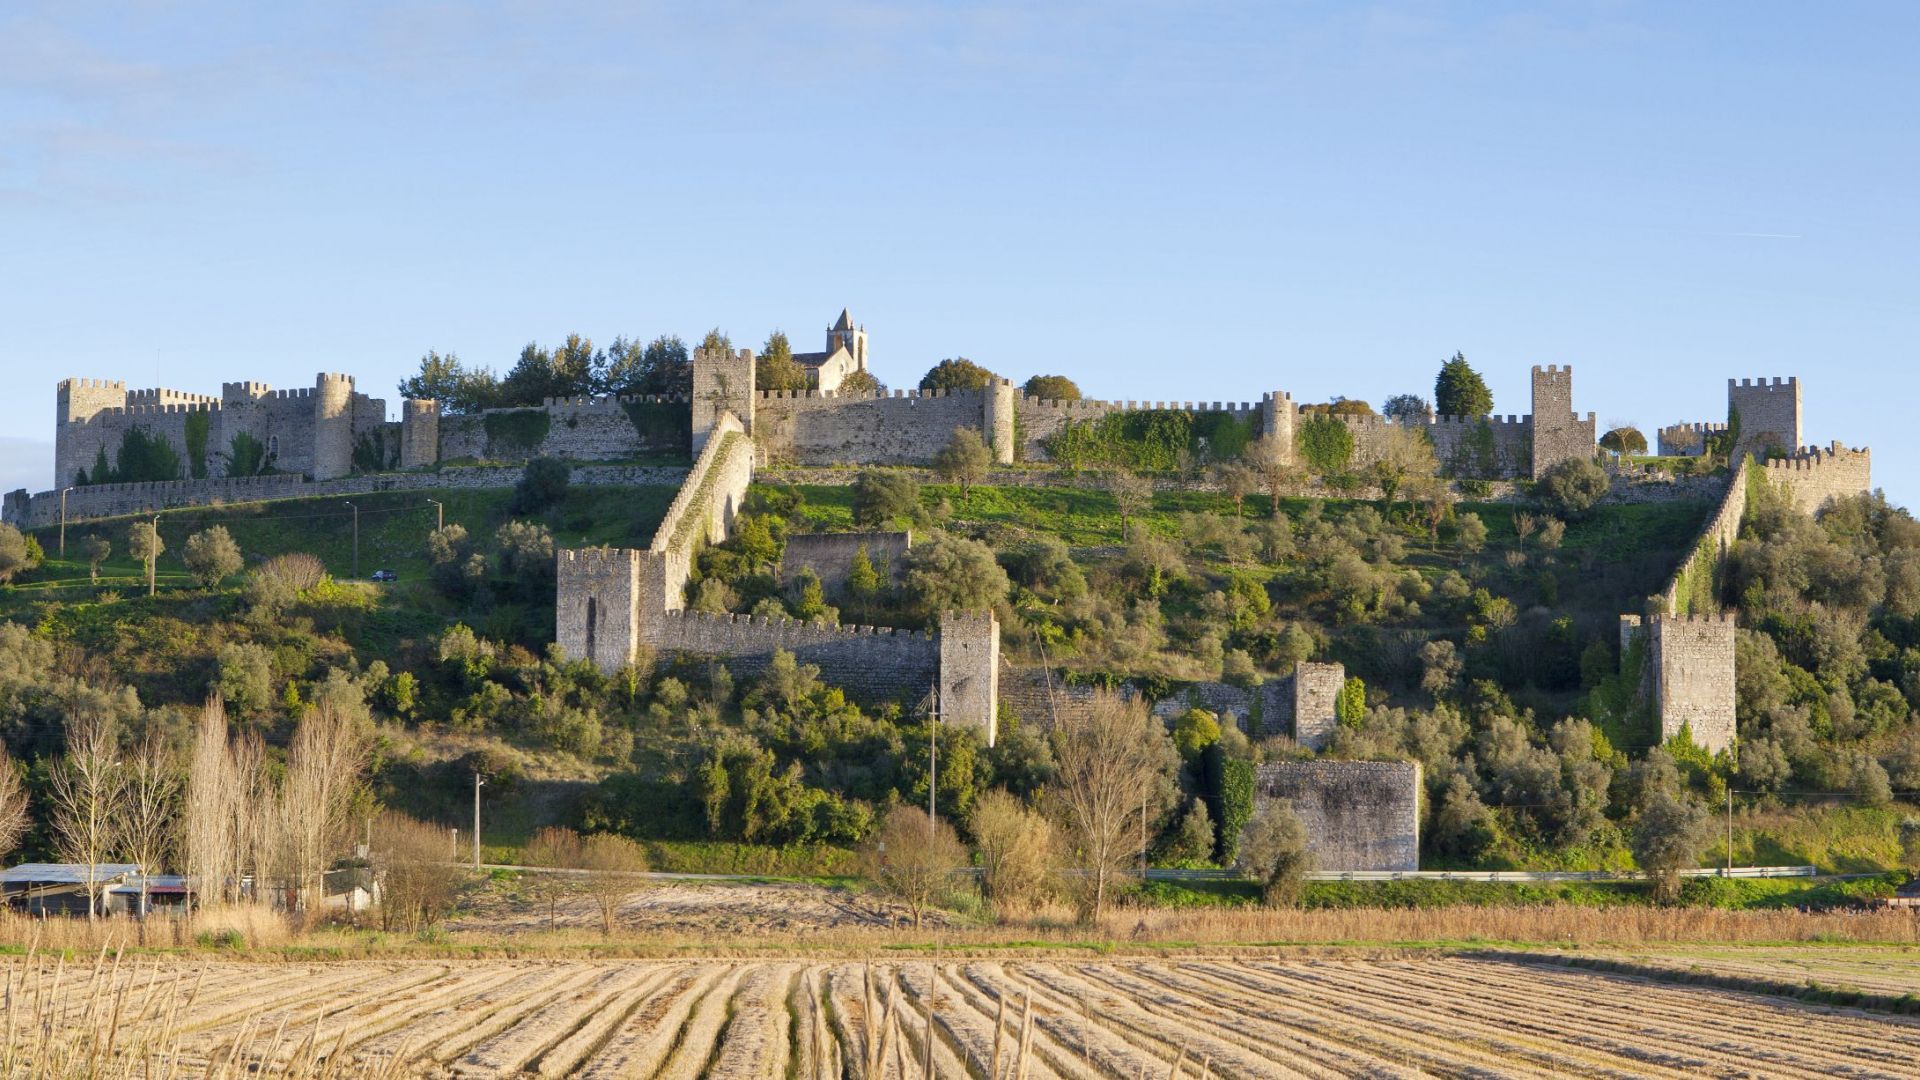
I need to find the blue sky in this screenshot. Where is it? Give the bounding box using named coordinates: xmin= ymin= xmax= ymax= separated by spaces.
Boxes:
xmin=2 ymin=2 xmax=1914 ymax=503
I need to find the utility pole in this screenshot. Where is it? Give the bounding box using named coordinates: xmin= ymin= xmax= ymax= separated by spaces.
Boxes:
xmin=428 ymin=498 xmax=444 ymax=532
xmin=147 ymin=513 xmax=159 ymax=596
xmin=343 ymin=501 xmax=359 ymax=579
xmin=1726 ymin=786 xmax=1734 ymax=876
xmin=473 ymin=771 xmax=486 ymax=868
xmin=928 ymin=682 xmax=939 ymax=841
xmin=58 ymin=487 xmax=70 ymax=558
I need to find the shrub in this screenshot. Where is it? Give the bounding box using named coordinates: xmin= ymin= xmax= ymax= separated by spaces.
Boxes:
xmin=1536 ymin=457 xmax=1610 ymax=517
xmin=919 ymin=358 xmax=998 ymax=392
xmin=0 ymin=524 xmax=40 ymax=584
xmin=511 ymin=456 xmax=572 ymax=514
xmin=1205 ymin=744 xmax=1255 ymax=864
xmin=864 ymin=804 xmax=968 ymax=927
xmin=1022 ymin=374 xmax=1081 ymax=401
xmin=970 ymin=789 xmax=1057 ymax=913
xmin=852 ymin=470 xmax=921 ymax=527
xmin=182 ymin=526 xmax=243 ymax=588
xmin=1239 ymin=800 xmax=1313 ymax=906
xmin=1295 ymin=414 xmax=1355 ymax=475
xmin=1172 ymin=708 xmax=1222 ymax=759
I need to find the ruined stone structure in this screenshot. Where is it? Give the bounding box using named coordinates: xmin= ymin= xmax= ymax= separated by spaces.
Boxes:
xmin=1145 ymin=660 xmax=1345 ymax=747
xmin=1619 ymin=613 xmax=1738 ymax=753
xmin=1291 ymin=662 xmax=1349 ymax=750
xmin=1253 ymin=761 xmax=1421 ymax=872
xmin=55 ymin=373 xmax=396 ymax=488
xmin=1330 ymin=366 xmax=1596 ymax=480
xmin=1763 ymin=443 xmax=1872 ymax=515
xmin=1728 ymin=376 xmax=1801 ymax=462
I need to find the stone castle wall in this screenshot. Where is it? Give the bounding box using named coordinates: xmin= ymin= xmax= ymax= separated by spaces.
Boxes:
xmin=1291 ymin=662 xmax=1347 ymax=750
xmin=1253 ymin=760 xmax=1421 ymax=872
xmin=1657 ymin=421 xmax=1727 ymax=457
xmin=1337 ymin=413 xmax=1535 ymax=478
xmin=646 ymin=609 xmax=939 ymax=702
xmin=438 ymin=396 xmax=690 ymax=464
xmin=1619 ymin=612 xmax=1737 ymax=752
xmin=779 ymin=531 xmax=911 ymax=595
xmin=4 ymin=462 xmax=690 ymax=530
xmin=1762 ymin=443 xmax=1871 ymax=515
xmin=1728 ymin=377 xmax=1800 ymax=461
xmin=753 ymin=386 xmax=1001 ymax=466
xmin=1658 ymin=462 xmax=1748 ymax=617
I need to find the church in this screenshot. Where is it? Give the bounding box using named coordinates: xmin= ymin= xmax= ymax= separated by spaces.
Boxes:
xmin=790 ymin=308 xmax=870 ymax=392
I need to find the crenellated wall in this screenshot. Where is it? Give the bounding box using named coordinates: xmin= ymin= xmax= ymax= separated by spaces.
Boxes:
xmin=1762 ymin=442 xmax=1871 ymax=515
xmin=753 ymin=385 xmax=1003 ymax=466
xmin=1620 ymin=612 xmax=1738 ymax=753
xmin=1657 ymin=421 xmax=1727 ymax=458
xmin=1253 ymin=760 xmax=1421 ymax=871
xmin=438 ymin=395 xmax=690 ymax=464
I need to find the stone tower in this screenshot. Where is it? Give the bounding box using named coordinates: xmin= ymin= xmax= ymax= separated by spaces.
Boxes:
xmin=1727 ymin=377 xmax=1800 ymax=462
xmin=557 ymin=548 xmax=642 ymax=671
xmin=1291 ymin=660 xmax=1345 ymax=750
xmin=692 ymin=346 xmax=756 ymax=453
xmin=827 ymin=308 xmax=867 ymax=371
xmin=1258 ymin=391 xmax=1297 ymax=468
xmin=55 ymin=378 xmax=128 ymax=486
xmin=1528 ymin=365 xmax=1594 ymax=479
xmin=1619 ymin=613 xmax=1736 ymax=753
xmin=939 ymin=610 xmax=1001 ymax=746
xmin=984 ymin=379 xmax=1016 ymax=465
xmin=401 ymin=399 xmax=440 ymax=468
xmin=312 ymin=373 xmax=356 ymax=481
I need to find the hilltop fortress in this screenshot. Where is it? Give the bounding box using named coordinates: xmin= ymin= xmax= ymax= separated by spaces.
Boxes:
xmin=8 ymin=314 xmax=1878 ymax=826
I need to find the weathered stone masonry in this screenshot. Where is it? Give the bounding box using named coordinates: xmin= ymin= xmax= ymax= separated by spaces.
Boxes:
xmin=1254 ymin=760 xmax=1421 ymax=872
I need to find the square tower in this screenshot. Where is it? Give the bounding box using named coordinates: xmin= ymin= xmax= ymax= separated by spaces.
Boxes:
xmin=1529 ymin=365 xmax=1596 ymax=479
xmin=1727 ymin=377 xmax=1800 ymax=462
xmin=939 ymin=610 xmax=1000 ymax=746
xmin=557 ymin=547 xmax=642 ymax=672
xmin=1291 ymin=660 xmax=1346 ymax=749
xmin=692 ymin=346 xmax=755 ymax=453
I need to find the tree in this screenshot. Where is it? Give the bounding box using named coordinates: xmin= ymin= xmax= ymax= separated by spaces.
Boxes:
xmin=852 ymin=470 xmax=921 ymax=527
xmin=578 ymin=832 xmax=648 ymax=935
xmin=1105 ymin=469 xmax=1153 ymax=538
xmin=846 ymin=545 xmax=882 ymax=614
xmin=83 ymin=535 xmax=111 ymax=583
xmin=1022 ymin=375 xmax=1081 ymax=401
xmin=183 ymin=697 xmax=240 ymax=906
xmin=969 ymin=789 xmax=1057 ymax=915
xmin=0 ymin=523 xmax=40 ymax=583
xmin=399 ymin=350 xmax=499 ymax=413
xmin=604 ymin=334 xmax=691 ymax=396
xmin=1295 ymin=414 xmax=1355 ymax=475
xmin=901 ymin=532 xmax=1009 ymax=620
xmin=48 ymin=714 xmax=128 ymax=920
xmin=1600 ymin=426 xmax=1647 ymax=455
xmin=1633 ymin=788 xmax=1711 ymax=903
xmin=757 ymin=330 xmax=809 ymax=392
xmin=1171 ymin=708 xmax=1221 ymax=760
xmin=1371 ymin=426 xmax=1438 ymax=512
xmin=511 ymin=456 xmax=572 ymax=515
xmin=281 ymin=700 xmax=371 ymax=914
xmin=373 ymin=811 xmax=466 ymax=931
xmin=1434 ymin=352 xmax=1493 ymax=418
xmin=920 ymin=358 xmax=998 ymax=392
xmin=863 ymin=804 xmax=966 ymax=928
xmin=1383 ymin=394 xmax=1434 ymax=423
xmin=1238 ymin=800 xmax=1313 ymax=906
xmin=0 ymin=744 xmax=27 ymax=862
xmin=522 ymin=826 xmax=584 ymax=927
xmin=933 ymin=428 xmax=992 ymax=503
xmin=1899 ymin=817 xmax=1920 ymax=879
xmin=839 ymin=368 xmax=881 ymax=395
xmin=1210 ymin=462 xmax=1258 ymax=517
xmin=183 ymin=525 xmax=243 ymax=589
xmin=1536 ymin=457 xmax=1610 ymax=517
xmin=130 ymin=520 xmax=164 ymax=596
xmin=1244 ymin=436 xmax=1295 ymax=514
xmin=1048 ymin=693 xmax=1174 ymax=921
xmin=1455 ymin=512 xmax=1488 ymax=554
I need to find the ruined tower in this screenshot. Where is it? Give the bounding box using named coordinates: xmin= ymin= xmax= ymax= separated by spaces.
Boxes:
xmin=1619 ymin=613 xmax=1737 ymax=753
xmin=692 ymin=346 xmax=755 ymax=453
xmin=400 ymin=399 xmax=440 ymax=469
xmin=938 ymin=610 xmax=1001 ymax=746
xmin=557 ymin=548 xmax=643 ymax=672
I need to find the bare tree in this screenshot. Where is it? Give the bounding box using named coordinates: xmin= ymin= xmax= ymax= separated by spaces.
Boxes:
xmin=1047 ymin=693 xmax=1174 ymax=922
xmin=48 ymin=714 xmax=129 ymax=920
xmin=1210 ymin=461 xmax=1259 ymax=518
xmin=280 ymin=702 xmax=371 ymax=914
xmin=969 ymin=789 xmax=1057 ymax=916
xmin=182 ymin=697 xmax=239 ymax=906
xmin=0 ymin=744 xmax=29 ymax=860
xmin=522 ymin=826 xmax=584 ymax=927
xmin=862 ymin=805 xmax=967 ymax=929
xmin=372 ymin=811 xmax=465 ymax=931
xmin=231 ymin=733 xmax=277 ymax=906
xmin=1104 ymin=469 xmax=1154 ymax=540
xmin=1244 ymin=436 xmax=1295 ymax=514
xmin=577 ymin=832 xmax=648 ymax=935
xmin=122 ymin=731 xmax=182 ymax=914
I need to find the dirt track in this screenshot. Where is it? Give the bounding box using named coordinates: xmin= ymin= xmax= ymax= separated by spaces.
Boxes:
xmin=448 ymin=880 xmax=940 ymax=935
xmin=8 ymin=954 xmax=1920 ymax=1077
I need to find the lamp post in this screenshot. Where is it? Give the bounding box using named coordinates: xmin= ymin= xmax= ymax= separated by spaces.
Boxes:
xmin=472 ymin=771 xmax=486 ymax=868
xmin=343 ymin=501 xmax=359 ymax=579
xmin=147 ymin=513 xmax=159 ymax=596
xmin=427 ymin=498 xmax=443 ymax=532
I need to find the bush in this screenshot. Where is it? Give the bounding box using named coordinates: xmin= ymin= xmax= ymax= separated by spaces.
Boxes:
xmin=182 ymin=526 xmax=243 ymax=588
xmin=919 ymin=358 xmax=998 ymax=392
xmin=0 ymin=524 xmax=40 ymax=584
xmin=1535 ymin=457 xmax=1610 ymax=517
xmin=511 ymin=456 xmax=572 ymax=514
xmin=1239 ymin=801 xmax=1313 ymax=906
xmin=1295 ymin=414 xmax=1354 ymax=474
xmin=1022 ymin=374 xmax=1081 ymax=401
xmin=852 ymin=470 xmax=921 ymax=527
xmin=1205 ymin=745 xmax=1255 ymax=864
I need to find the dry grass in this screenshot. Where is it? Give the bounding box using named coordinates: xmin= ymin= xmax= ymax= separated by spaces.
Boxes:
xmin=0 ymin=904 xmax=294 ymax=954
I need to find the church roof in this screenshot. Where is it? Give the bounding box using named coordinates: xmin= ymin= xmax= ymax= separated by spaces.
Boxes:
xmin=832 ymin=308 xmax=854 ymax=332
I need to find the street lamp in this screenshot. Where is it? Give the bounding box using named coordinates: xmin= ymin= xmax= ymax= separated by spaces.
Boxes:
xmin=342 ymin=501 xmax=359 ymax=579
xmin=147 ymin=513 xmax=160 ymax=596
xmin=427 ymin=498 xmax=443 ymax=532
xmin=472 ymin=771 xmax=486 ymax=868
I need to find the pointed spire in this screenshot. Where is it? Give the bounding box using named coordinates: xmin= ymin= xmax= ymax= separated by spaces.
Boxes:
xmin=832 ymin=307 xmax=854 ymax=331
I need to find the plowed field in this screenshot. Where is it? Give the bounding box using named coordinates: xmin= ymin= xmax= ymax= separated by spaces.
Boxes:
xmin=6 ymin=953 xmax=1918 ymax=1077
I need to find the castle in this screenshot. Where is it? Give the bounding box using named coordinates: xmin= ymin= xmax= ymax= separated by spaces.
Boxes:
xmin=16 ymin=316 xmax=1879 ymax=781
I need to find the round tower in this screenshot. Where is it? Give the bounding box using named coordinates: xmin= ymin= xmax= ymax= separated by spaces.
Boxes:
xmin=312 ymin=372 xmax=355 ymax=480
xmin=400 ymin=398 xmax=441 ymax=469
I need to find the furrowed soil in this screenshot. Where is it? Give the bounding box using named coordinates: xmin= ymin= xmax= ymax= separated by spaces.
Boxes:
xmin=8 ymin=952 xmax=1920 ymax=1078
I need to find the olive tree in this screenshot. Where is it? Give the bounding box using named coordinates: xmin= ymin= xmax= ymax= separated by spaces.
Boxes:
xmin=183 ymin=525 xmax=243 ymax=588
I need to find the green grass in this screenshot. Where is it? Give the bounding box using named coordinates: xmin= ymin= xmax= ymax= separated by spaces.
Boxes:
xmin=1137 ymin=874 xmax=1904 ymax=911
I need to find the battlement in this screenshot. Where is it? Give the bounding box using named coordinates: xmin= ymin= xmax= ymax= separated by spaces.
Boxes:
xmin=1654 ymin=611 xmax=1738 ymax=627
xmin=559 ymin=546 xmax=644 ymax=573
xmin=403 ymin=398 xmax=440 ymax=416
xmin=1531 ymin=364 xmax=1572 ymax=375
xmin=1429 ymin=413 xmax=1529 ymax=428
xmin=316 ymin=371 xmax=355 ymax=385
xmin=126 ymin=388 xmax=219 ymax=407
xmin=1663 ymin=421 xmax=1728 ymax=435
xmin=656 ymin=608 xmax=932 ymax=640
xmin=939 ymin=610 xmax=997 ymax=628
xmin=222 ymin=381 xmax=273 ymax=401
xmin=1730 ymin=376 xmax=1798 ymax=392
xmin=1764 ymin=441 xmax=1869 ymax=472
xmin=58 ymin=378 xmax=127 ymax=393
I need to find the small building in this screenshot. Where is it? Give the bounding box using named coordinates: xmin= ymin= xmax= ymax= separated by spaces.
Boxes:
xmin=1880 ymin=879 xmax=1920 ymax=910
xmin=108 ymin=874 xmax=192 ymax=917
xmin=1 ymin=863 xmax=143 ymax=917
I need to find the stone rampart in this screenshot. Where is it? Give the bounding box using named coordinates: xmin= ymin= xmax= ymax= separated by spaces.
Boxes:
xmin=1657 ymin=463 xmax=1747 ymax=617
xmin=1657 ymin=422 xmax=1726 ymax=457
xmin=779 ymin=531 xmax=911 ymax=594
xmin=438 ymin=395 xmax=689 ymax=464
xmin=1762 ymin=442 xmax=1871 ymax=515
xmin=753 ymin=386 xmax=998 ymax=466
xmin=1253 ymin=760 xmax=1421 ymax=872
xmin=642 ymin=415 xmax=752 ymax=613
xmin=645 ymin=609 xmax=939 ymax=702
xmin=3 ymin=463 xmax=691 ymax=530
xmin=1012 ymin=394 xmax=1272 ymax=463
